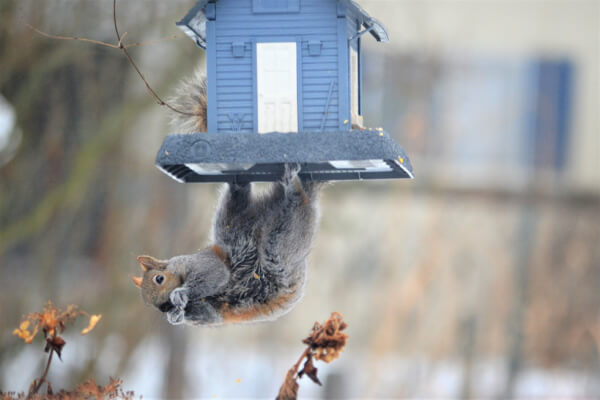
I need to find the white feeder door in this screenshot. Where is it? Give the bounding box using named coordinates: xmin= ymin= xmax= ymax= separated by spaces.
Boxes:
xmin=256 ymin=42 xmax=298 ymax=133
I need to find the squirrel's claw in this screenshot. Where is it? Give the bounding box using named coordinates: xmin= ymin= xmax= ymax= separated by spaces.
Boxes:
xmin=167 ymin=308 xmax=185 ymax=325
xmin=170 ymin=288 xmax=189 ymax=309
xmin=167 ymin=288 xmax=187 ymax=325
xmin=282 ymin=163 xmax=301 ymax=186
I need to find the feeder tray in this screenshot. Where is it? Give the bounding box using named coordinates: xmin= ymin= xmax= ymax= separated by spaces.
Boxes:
xmin=156 ymin=130 xmax=413 ymax=183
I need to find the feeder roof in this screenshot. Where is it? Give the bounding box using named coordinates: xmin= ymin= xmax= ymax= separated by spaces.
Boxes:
xmin=177 ymin=0 xmax=389 ymax=49
xmin=339 ymin=0 xmax=389 ymax=42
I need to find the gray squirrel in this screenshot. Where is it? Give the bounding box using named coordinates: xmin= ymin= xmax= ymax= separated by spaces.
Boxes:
xmin=133 ymin=73 xmax=322 ymax=326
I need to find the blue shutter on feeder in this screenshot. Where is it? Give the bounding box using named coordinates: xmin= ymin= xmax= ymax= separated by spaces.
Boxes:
xmin=232 ymin=41 xmax=245 ymax=58
xmin=308 ymin=40 xmax=322 ymax=56
xmin=158 ymin=0 xmax=413 ymax=183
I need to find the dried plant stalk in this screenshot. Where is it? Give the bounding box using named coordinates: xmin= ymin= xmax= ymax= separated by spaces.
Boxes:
xmin=276 ymin=312 xmax=349 ymax=400
xmin=1 ymin=301 xmax=126 ymax=400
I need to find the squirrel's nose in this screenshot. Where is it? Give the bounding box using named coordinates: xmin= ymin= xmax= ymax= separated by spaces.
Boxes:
xmin=158 ymin=301 xmax=175 ymax=313
xmin=132 ymin=276 xmax=143 ymax=288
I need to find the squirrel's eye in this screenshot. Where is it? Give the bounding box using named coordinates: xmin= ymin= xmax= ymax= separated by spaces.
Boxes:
xmin=153 ymin=274 xmax=165 ymax=285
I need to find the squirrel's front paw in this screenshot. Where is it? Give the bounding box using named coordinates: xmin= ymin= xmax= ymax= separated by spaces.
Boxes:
xmin=282 ymin=163 xmax=301 ymax=185
xmin=170 ymin=288 xmax=189 ymax=309
xmin=167 ymin=307 xmax=185 ymax=325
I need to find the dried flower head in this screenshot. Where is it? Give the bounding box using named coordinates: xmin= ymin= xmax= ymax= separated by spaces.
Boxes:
xmin=12 ymin=320 xmax=38 ymax=344
xmin=81 ymin=314 xmax=102 ymax=335
xmin=8 ymin=302 xmax=108 ymax=398
xmin=13 ymin=302 xmax=102 ymax=346
xmin=302 ymin=312 xmax=348 ymax=363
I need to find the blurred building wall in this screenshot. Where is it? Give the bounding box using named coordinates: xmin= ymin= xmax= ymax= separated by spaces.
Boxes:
xmin=359 ymin=0 xmax=599 ymax=192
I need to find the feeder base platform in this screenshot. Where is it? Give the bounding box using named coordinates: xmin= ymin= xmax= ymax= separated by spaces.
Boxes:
xmin=155 ymin=130 xmax=413 ymax=183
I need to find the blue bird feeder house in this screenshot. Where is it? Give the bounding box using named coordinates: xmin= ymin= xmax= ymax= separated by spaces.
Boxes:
xmin=156 ymin=0 xmax=413 ymax=183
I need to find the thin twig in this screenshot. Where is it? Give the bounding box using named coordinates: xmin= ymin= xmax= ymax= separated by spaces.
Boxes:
xmin=118 ymin=31 xmax=128 ymax=47
xmin=112 ymin=0 xmax=122 ymax=42
xmin=26 ymin=23 xmax=120 ymax=49
xmin=26 ymin=23 xmax=180 ymax=50
xmin=111 ymin=0 xmax=196 ymax=116
xmin=123 ymin=35 xmax=181 ymax=49
xmin=29 ymin=348 xmax=54 ymax=397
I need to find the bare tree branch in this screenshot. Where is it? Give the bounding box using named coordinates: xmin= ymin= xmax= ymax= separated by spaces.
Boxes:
xmin=123 ymin=35 xmax=181 ymax=49
xmin=25 ymin=0 xmax=199 ymax=117
xmin=25 ymin=23 xmax=121 ymax=49
xmin=26 ymin=23 xmax=180 ymax=50
xmin=111 ymin=0 xmax=197 ymax=116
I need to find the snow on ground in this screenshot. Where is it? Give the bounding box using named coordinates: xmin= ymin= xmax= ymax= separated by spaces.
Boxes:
xmin=3 ymin=339 xmax=599 ymax=398
xmin=0 ymin=94 xmax=15 ymax=152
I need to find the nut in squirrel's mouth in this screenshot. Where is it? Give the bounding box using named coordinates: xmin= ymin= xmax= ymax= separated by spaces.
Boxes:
xmin=158 ymin=301 xmax=175 ymax=313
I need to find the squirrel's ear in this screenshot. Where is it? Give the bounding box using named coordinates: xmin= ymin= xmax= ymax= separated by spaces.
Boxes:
xmin=137 ymin=255 xmax=168 ymax=271
xmin=132 ymin=276 xmax=143 ymax=288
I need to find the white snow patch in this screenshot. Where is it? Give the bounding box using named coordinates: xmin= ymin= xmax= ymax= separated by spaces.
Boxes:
xmin=0 ymin=94 xmax=16 ymax=152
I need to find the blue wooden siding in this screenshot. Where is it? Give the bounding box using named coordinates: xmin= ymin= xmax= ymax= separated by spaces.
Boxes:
xmin=206 ymin=18 xmax=218 ymax=132
xmin=210 ymin=0 xmax=349 ymax=133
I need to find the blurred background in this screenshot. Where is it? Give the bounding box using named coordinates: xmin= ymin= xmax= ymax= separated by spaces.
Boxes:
xmin=1 ymin=0 xmax=599 ymax=398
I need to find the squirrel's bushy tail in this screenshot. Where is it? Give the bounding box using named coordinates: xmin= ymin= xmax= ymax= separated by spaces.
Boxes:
xmin=168 ymin=70 xmax=208 ymax=133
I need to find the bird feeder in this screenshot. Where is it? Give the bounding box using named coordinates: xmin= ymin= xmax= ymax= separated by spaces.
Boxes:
xmin=156 ymin=0 xmax=413 ymax=183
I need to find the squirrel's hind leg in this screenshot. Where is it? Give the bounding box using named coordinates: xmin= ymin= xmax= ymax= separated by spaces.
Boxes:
xmin=282 ymin=163 xmax=323 ymax=204
xmin=211 ymin=183 xmax=253 ymax=245
xmin=260 ymin=164 xmax=322 ymax=265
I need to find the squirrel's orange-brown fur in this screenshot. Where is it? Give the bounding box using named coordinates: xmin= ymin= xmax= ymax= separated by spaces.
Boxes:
xmin=219 ymin=290 xmax=297 ymax=324
xmin=137 ymin=248 xmax=302 ymax=325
